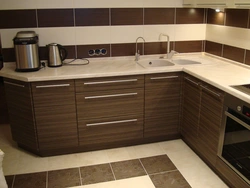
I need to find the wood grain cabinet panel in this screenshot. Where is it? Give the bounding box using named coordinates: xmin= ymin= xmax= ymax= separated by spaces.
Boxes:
xmin=4 ymin=78 xmax=38 ymax=151
xmin=144 ymin=72 xmax=182 ymax=139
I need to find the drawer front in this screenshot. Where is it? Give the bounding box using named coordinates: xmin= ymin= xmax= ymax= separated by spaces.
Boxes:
xmin=31 ymin=80 xmax=75 ymax=107
xmin=76 ymin=88 xmax=144 ymax=120
xmin=75 ymin=75 xmax=144 ymax=92
xmin=78 ymin=116 xmax=143 ymax=146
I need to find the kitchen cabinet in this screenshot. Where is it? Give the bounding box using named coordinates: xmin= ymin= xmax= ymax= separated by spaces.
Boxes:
xmin=181 ymin=73 xmax=224 ymax=166
xmin=4 ymin=79 xmax=38 ymax=152
xmin=183 ymin=0 xmax=234 ymax=7
xmin=31 ymin=80 xmax=78 ymax=153
xmin=144 ymin=72 xmax=181 ymax=140
xmin=75 ymin=75 xmax=144 ymax=149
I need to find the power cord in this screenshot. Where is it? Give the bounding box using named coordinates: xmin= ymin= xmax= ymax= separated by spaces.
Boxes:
xmin=63 ymin=58 xmax=90 ymax=66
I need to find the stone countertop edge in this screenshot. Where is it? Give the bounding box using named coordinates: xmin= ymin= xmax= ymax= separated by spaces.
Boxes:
xmin=1 ymin=52 xmax=250 ymax=103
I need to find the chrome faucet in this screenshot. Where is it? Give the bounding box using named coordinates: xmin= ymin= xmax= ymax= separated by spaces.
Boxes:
xmin=135 ymin=37 xmax=145 ymax=61
xmin=159 ymin=33 xmax=170 ymax=59
xmin=168 ymin=50 xmax=178 ymax=59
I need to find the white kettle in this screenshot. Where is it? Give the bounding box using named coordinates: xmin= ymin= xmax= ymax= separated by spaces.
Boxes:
xmin=47 ymin=43 xmax=67 ymax=67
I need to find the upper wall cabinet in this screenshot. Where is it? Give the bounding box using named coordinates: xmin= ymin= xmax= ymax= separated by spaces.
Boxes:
xmin=234 ymin=0 xmax=250 ymax=7
xmin=183 ymin=0 xmax=239 ymax=7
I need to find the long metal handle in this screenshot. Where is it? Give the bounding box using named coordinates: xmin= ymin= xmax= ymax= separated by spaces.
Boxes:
xmin=235 ymin=3 xmax=250 ymax=6
xmin=150 ymin=76 xmax=179 ymax=80
xmin=4 ymin=81 xmax=25 ymax=88
xmin=201 ymin=85 xmax=221 ymax=98
xmin=225 ymin=111 xmax=250 ymax=131
xmin=85 ymin=93 xmax=137 ymax=99
xmin=87 ymin=119 xmax=138 ymax=126
xmin=36 ymin=84 xmax=70 ymax=88
xmin=84 ymin=79 xmax=138 ymax=85
xmin=184 ymin=77 xmax=199 ymax=86
xmin=197 ymin=3 xmax=226 ymax=5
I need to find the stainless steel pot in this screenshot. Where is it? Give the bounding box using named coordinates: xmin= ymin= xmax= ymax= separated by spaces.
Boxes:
xmin=13 ymin=31 xmax=40 ymax=72
xmin=47 ymin=43 xmax=67 ymax=67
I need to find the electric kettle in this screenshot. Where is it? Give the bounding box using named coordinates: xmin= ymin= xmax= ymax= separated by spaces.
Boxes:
xmin=47 ymin=43 xmax=67 ymax=67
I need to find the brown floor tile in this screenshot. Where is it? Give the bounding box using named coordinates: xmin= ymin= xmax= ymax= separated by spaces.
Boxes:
xmin=111 ymin=159 xmax=146 ymax=180
xmin=150 ymin=170 xmax=191 ymax=188
xmin=80 ymin=163 xmax=115 ymax=185
xmin=48 ymin=168 xmax=80 ymax=188
xmin=13 ymin=172 xmax=46 ymax=188
xmin=5 ymin=175 xmax=14 ymax=188
xmin=140 ymin=154 xmax=177 ymax=174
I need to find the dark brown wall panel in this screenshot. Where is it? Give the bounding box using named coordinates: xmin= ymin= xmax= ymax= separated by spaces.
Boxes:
xmin=205 ymin=41 xmax=223 ymax=56
xmin=245 ymin=50 xmax=250 ymax=65
xmin=2 ymin=48 xmax=15 ymax=62
xmin=75 ymin=9 xmax=110 ymax=26
xmin=176 ymin=8 xmax=205 ymax=24
xmin=145 ymin=42 xmax=174 ymax=55
xmin=223 ymin=45 xmax=245 ymax=63
xmin=37 ymin=9 xmax=74 ymax=27
xmin=111 ymin=43 xmax=138 ymax=57
xmin=144 ymin=8 xmax=175 ymax=25
xmin=207 ymin=9 xmax=225 ymax=25
xmin=77 ymin=44 xmax=110 ymax=58
xmin=225 ymin=9 xmax=249 ymax=28
xmin=0 ymin=10 xmax=37 ymax=29
xmin=111 ymin=8 xmax=143 ymax=25
xmin=175 ymin=41 xmax=203 ymax=53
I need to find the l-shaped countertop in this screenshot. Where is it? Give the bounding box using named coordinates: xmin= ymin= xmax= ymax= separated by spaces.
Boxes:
xmin=1 ymin=52 xmax=250 ymax=103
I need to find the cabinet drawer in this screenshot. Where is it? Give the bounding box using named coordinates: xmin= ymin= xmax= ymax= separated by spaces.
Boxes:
xmin=78 ymin=116 xmax=143 ymax=145
xmin=31 ymin=80 xmax=75 ymax=107
xmin=145 ymin=72 xmax=181 ymax=88
xmin=75 ymin=75 xmax=144 ymax=92
xmin=76 ymin=88 xmax=144 ymax=120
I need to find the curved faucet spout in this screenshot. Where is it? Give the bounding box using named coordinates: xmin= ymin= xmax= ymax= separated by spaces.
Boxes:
xmin=135 ymin=37 xmax=145 ymax=61
xmin=159 ymin=33 xmax=170 ymax=59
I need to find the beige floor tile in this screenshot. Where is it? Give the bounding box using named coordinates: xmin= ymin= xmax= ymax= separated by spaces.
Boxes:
xmin=69 ymin=176 xmax=155 ymax=188
xmin=106 ymin=147 xmax=136 ymax=162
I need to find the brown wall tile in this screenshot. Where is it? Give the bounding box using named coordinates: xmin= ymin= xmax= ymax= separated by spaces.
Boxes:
xmin=223 ymin=45 xmax=245 ymax=63
xmin=205 ymin=41 xmax=223 ymax=56
xmin=2 ymin=48 xmax=15 ymax=62
xmin=0 ymin=10 xmax=37 ymax=29
xmin=111 ymin=43 xmax=139 ymax=57
xmin=145 ymin=42 xmax=174 ymax=55
xmin=75 ymin=9 xmax=110 ymax=26
xmin=144 ymin=8 xmax=175 ymax=25
xmin=176 ymin=8 xmax=205 ymax=24
xmin=175 ymin=41 xmax=203 ymax=53
xmin=77 ymin=44 xmax=110 ymax=58
xmin=37 ymin=9 xmax=74 ymax=27
xmin=245 ymin=50 xmax=250 ymax=65
xmin=225 ymin=9 xmax=249 ymax=28
xmin=111 ymin=8 xmax=143 ymax=25
xmin=207 ymin=9 xmax=225 ymax=25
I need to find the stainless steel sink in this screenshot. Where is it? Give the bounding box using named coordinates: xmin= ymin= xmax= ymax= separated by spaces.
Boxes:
xmin=137 ymin=59 xmax=175 ymax=68
xmin=173 ymin=59 xmax=201 ymax=65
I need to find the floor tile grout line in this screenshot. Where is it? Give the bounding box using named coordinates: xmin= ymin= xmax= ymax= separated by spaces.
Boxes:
xmin=148 ymin=169 xmax=179 ymax=176
xmin=78 ymin=167 xmax=83 ymax=186
xmin=109 ymin=163 xmax=117 ymax=181
xmin=138 ymin=158 xmax=149 ymax=176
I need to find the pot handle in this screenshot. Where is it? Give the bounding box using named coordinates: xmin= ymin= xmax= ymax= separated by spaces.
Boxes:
xmin=58 ymin=44 xmax=68 ymax=61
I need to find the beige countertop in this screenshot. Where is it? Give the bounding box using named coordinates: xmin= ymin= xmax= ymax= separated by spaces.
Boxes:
xmin=1 ymin=52 xmax=250 ymax=103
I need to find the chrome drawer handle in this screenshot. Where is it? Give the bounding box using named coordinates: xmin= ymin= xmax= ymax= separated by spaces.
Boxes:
xmin=84 ymin=79 xmax=138 ymax=85
xmin=87 ymin=119 xmax=138 ymax=126
xmin=201 ymin=85 xmax=221 ymax=98
xmin=184 ymin=77 xmax=199 ymax=86
xmin=85 ymin=93 xmax=138 ymax=99
xmin=35 ymin=84 xmax=70 ymax=88
xmin=150 ymin=76 xmax=179 ymax=80
xmin=4 ymin=81 xmax=25 ymax=88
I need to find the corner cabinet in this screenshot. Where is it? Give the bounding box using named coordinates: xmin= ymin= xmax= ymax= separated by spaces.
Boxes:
xmin=181 ymin=73 xmax=224 ymax=166
xmin=144 ymin=72 xmax=182 ymax=140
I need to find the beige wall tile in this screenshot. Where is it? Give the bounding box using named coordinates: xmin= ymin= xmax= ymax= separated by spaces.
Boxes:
xmin=175 ymin=24 xmax=206 ymax=41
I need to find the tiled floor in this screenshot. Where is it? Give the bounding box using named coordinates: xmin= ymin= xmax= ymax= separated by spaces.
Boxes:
xmin=0 ymin=124 xmax=228 ymax=188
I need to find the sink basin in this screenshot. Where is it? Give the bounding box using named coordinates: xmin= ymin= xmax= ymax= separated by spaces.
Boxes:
xmin=173 ymin=59 xmax=201 ymax=65
xmin=138 ymin=59 xmax=175 ymax=68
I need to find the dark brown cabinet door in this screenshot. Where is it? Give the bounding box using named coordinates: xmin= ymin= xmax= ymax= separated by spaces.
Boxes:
xmin=31 ymin=80 xmax=78 ymax=151
xmin=4 ymin=79 xmax=38 ymax=151
xmin=144 ymin=72 xmax=181 ymax=139
xmin=181 ymin=75 xmax=201 ymax=150
xmin=198 ymin=84 xmax=224 ymax=166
